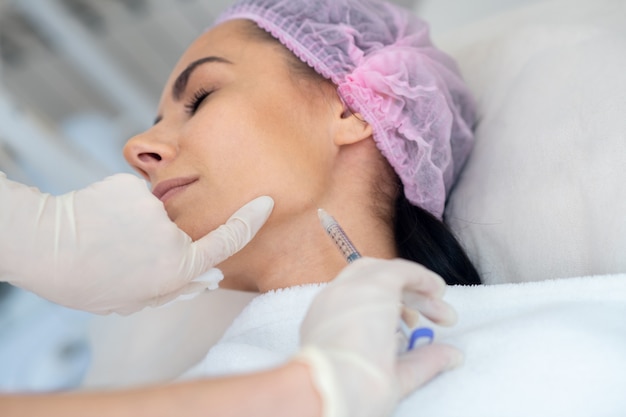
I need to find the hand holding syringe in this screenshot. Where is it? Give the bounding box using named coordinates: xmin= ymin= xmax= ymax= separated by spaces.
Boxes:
xmin=317 ymin=209 xmax=435 ymax=352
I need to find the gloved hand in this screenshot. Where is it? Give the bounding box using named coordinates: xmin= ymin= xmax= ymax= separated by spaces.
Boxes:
xmin=295 ymin=257 xmax=462 ymax=417
xmin=0 ymin=172 xmax=273 ymax=315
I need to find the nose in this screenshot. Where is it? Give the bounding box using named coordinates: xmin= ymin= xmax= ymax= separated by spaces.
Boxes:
xmin=123 ymin=128 xmax=177 ymax=181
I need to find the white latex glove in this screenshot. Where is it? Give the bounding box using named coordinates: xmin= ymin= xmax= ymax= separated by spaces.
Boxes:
xmin=295 ymin=257 xmax=462 ymax=417
xmin=0 ymin=172 xmax=273 ymax=315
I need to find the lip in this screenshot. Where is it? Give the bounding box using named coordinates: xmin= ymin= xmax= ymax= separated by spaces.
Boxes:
xmin=152 ymin=176 xmax=198 ymax=203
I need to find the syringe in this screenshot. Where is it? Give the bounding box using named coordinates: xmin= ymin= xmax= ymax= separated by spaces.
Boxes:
xmin=317 ymin=208 xmax=434 ymax=351
xmin=317 ymin=208 xmax=361 ymax=263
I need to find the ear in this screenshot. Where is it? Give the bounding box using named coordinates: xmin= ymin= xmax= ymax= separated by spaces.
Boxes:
xmin=333 ymin=101 xmax=373 ymax=146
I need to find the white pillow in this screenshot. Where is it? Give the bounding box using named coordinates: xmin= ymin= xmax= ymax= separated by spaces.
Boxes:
xmin=440 ymin=0 xmax=626 ymax=284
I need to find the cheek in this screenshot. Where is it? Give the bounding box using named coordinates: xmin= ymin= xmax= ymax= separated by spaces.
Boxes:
xmin=176 ymin=92 xmax=332 ymax=237
xmin=236 ymin=102 xmax=333 ymax=206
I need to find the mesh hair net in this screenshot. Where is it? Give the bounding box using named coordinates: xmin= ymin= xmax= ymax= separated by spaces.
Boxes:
xmin=217 ymin=0 xmax=476 ymax=218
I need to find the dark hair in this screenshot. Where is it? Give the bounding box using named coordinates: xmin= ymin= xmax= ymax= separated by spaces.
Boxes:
xmin=394 ymin=186 xmax=481 ymax=285
xmin=244 ymin=20 xmax=481 ymax=286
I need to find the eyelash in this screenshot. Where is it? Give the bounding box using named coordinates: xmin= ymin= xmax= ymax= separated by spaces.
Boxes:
xmin=184 ymin=88 xmax=213 ymax=114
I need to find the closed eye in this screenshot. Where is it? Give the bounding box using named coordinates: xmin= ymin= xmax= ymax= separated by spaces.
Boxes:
xmin=184 ymin=88 xmax=213 ymax=115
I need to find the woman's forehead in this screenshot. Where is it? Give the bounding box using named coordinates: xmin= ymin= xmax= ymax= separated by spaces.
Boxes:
xmin=168 ymin=20 xmax=279 ymax=81
xmin=158 ymin=19 xmax=292 ymax=110
xmin=177 ymin=21 xmax=246 ymax=66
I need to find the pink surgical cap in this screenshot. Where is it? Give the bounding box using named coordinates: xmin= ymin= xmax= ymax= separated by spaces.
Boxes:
xmin=216 ymin=0 xmax=476 ymax=219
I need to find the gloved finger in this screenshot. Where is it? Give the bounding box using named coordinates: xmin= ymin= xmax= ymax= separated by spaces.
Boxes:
xmin=397 ymin=261 xmax=448 ymax=299
xmin=340 ymin=258 xmax=448 ymax=299
xmin=403 ymin=296 xmax=458 ymax=326
xmin=189 ymin=268 xmax=224 ymax=290
xmin=192 ymin=196 xmax=274 ymax=266
xmin=146 ymin=280 xmax=211 ymax=311
xmin=115 ymin=274 xmax=220 ymax=314
xmin=400 ymin=306 xmax=420 ymax=328
xmin=388 ymin=258 xmax=449 ymax=299
xmin=176 ymin=269 xmax=224 ymax=297
xmin=395 ymin=343 xmax=464 ymax=398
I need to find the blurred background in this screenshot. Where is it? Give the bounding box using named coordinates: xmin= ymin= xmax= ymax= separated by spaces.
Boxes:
xmin=0 ymin=0 xmax=541 ymax=393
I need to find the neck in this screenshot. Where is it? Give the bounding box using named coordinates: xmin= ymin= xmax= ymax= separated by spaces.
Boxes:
xmin=218 ymin=203 xmax=396 ymax=293
xmin=218 ymin=138 xmax=397 ymax=292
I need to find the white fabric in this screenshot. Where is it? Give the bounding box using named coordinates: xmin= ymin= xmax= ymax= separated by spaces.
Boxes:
xmin=396 ymin=274 xmax=626 ymax=417
xmin=184 ymin=258 xmax=460 ymax=417
xmin=440 ymin=0 xmax=626 ymax=284
xmin=180 ymin=284 xmax=324 ymax=379
xmin=178 ymin=274 xmax=626 ymax=417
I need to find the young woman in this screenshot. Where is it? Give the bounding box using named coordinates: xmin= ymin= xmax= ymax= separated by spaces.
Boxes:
xmin=123 ymin=0 xmax=481 ymax=293
xmin=122 ymin=0 xmax=481 ymax=390
xmin=1 ymin=0 xmax=477 ymax=414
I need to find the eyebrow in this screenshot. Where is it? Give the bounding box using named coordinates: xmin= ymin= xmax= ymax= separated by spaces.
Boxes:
xmin=153 ymin=56 xmax=233 ymax=125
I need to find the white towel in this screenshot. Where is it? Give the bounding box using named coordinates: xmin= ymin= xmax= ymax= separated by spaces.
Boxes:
xmin=397 ymin=274 xmax=626 ymax=417
xmin=180 ymin=274 xmax=626 ymax=417
xmin=179 ymin=284 xmax=324 ymax=379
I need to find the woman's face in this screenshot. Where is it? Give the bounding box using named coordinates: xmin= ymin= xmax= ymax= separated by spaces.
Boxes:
xmin=124 ymin=20 xmax=340 ymax=240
